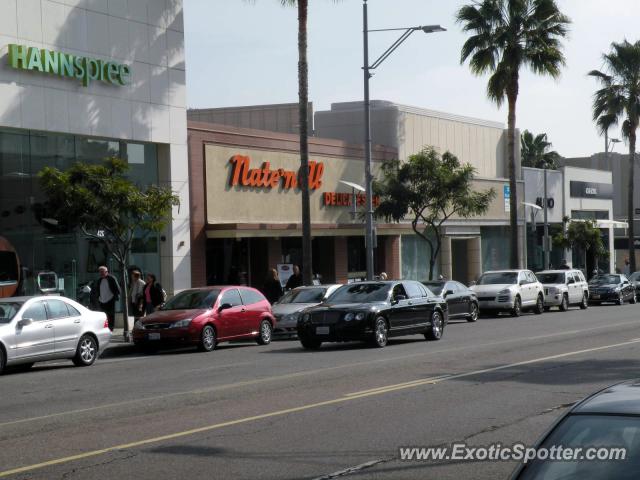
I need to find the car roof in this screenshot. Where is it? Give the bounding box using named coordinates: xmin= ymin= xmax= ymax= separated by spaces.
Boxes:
xmin=537 ymin=270 xmax=573 ymax=274
xmin=0 ymin=295 xmax=68 ymax=302
xmin=571 ymin=380 xmax=640 ymax=415
xmin=481 ymin=270 xmax=527 ymax=274
xmin=292 ymin=284 xmax=341 ymax=290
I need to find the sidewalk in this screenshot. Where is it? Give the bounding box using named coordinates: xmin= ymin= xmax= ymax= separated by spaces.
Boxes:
xmin=101 ymin=329 xmax=138 ymax=358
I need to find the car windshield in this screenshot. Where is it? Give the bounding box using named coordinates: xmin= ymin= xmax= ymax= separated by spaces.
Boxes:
xmin=589 ymin=275 xmax=620 ymax=285
xmin=477 ymin=272 xmax=518 ymax=285
xmin=423 ymin=283 xmax=444 ymax=295
xmin=629 ymin=272 xmax=640 ymax=282
xmin=328 ymin=283 xmax=390 ymax=303
xmin=518 ymin=414 xmax=640 ymax=480
xmin=537 ymin=273 xmax=566 ymax=284
xmin=0 ymin=302 xmax=23 ymax=324
xmin=162 ymin=289 xmax=220 ymax=310
xmin=278 ymin=287 xmax=327 ymax=304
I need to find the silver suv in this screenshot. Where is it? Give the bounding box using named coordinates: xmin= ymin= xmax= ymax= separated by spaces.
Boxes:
xmin=471 ymin=270 xmax=545 ymax=317
xmin=536 ymin=269 xmax=589 ymax=311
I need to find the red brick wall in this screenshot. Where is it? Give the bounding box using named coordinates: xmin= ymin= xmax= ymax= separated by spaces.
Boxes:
xmin=188 ymin=131 xmax=208 ymax=287
xmin=384 ymin=235 xmax=401 ymax=280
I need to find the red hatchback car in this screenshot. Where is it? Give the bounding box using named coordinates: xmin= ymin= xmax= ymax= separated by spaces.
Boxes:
xmin=132 ymin=286 xmax=276 ymax=352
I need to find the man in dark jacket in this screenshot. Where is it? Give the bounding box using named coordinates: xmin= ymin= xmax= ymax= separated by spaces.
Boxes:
xmin=285 ymin=265 xmax=303 ymax=291
xmin=90 ymin=266 xmax=121 ymax=331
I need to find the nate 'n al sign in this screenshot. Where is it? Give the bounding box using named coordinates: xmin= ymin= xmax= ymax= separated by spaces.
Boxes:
xmin=6 ymin=44 xmax=131 ymax=87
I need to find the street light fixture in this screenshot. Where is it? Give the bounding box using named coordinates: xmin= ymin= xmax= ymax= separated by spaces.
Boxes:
xmin=362 ymin=0 xmax=445 ymax=280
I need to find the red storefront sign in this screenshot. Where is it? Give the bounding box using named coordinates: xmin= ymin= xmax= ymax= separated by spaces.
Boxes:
xmin=323 ymin=192 xmax=380 ymax=207
xmin=228 ymin=155 xmax=324 ymax=190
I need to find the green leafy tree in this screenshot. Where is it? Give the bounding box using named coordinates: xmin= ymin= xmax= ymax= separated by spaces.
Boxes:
xmin=457 ymin=0 xmax=570 ymax=269
xmin=375 ymin=147 xmax=496 ymax=280
xmin=589 ymin=39 xmax=640 ymax=273
xmin=38 ymin=158 xmax=179 ymax=337
xmin=553 ymin=217 xmax=608 ymax=272
xmin=520 ymin=130 xmax=561 ymax=169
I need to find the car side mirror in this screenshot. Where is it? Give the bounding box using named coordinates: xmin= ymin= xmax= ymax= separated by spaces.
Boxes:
xmin=519 ymin=280 xmax=526 ymax=286
xmin=18 ymin=318 xmax=33 ymax=327
xmin=445 ymin=290 xmax=454 ymax=297
xmin=218 ymin=303 xmax=232 ymax=313
xmin=567 ymin=279 xmax=575 ymax=284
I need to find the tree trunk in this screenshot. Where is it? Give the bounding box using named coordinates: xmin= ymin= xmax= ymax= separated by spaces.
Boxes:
xmin=507 ymin=82 xmax=520 ymax=269
xmin=297 ymin=1 xmax=313 ymax=286
xmin=629 ymin=130 xmax=636 ymax=274
xmin=119 ymin=263 xmax=130 ymax=341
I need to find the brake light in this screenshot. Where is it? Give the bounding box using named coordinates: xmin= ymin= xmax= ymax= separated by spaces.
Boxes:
xmin=103 ymin=318 xmax=109 ymax=329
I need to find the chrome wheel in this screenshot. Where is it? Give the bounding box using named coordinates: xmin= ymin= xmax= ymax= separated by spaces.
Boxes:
xmin=199 ymin=325 xmax=216 ymax=352
xmin=467 ymin=303 xmax=478 ymax=322
xmin=73 ymin=335 xmax=98 ymax=367
xmin=425 ymin=311 xmax=444 ymax=340
xmin=511 ymin=297 xmax=521 ymax=317
xmin=559 ymin=294 xmax=568 ymax=312
xmin=580 ymin=293 xmax=588 ymax=309
xmin=256 ymin=320 xmax=272 ymax=345
xmin=370 ymin=317 xmax=388 ymax=348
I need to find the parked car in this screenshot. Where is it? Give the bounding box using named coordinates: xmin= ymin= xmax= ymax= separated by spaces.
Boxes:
xmin=536 ymin=269 xmax=589 ymax=311
xmin=588 ymin=274 xmax=636 ymax=305
xmin=422 ymin=280 xmax=479 ymax=322
xmin=470 ymin=270 xmax=544 ymax=317
xmin=133 ymin=286 xmax=276 ymax=352
xmin=296 ymin=280 xmax=448 ymax=350
xmin=0 ymin=296 xmax=111 ymax=374
xmin=272 ymin=284 xmax=341 ymax=338
xmin=628 ymin=271 xmax=640 ymax=301
xmin=511 ymin=379 xmax=640 ymax=479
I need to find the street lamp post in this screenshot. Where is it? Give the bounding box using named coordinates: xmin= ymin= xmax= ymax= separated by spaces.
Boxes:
xmin=362 ymin=0 xmax=445 ymax=280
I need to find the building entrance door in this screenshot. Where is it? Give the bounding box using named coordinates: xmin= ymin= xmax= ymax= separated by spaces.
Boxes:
xmin=451 ymin=239 xmax=469 ymax=284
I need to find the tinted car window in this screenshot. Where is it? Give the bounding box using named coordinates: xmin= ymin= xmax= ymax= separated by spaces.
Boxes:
xmin=279 ymin=287 xmax=327 ymax=304
xmin=527 ymin=272 xmax=537 ymax=283
xmin=239 ymin=288 xmax=266 ymax=305
xmin=404 ymin=282 xmax=424 ymax=298
xmin=163 ymin=289 xmax=221 ymax=310
xmin=330 ymin=283 xmax=390 ymax=303
xmin=0 ymin=302 xmax=23 ymax=324
xmin=445 ymin=282 xmax=458 ymax=294
xmin=47 ymin=299 xmax=70 ymax=319
xmin=419 ymin=284 xmax=432 ymax=297
xmin=66 ymin=304 xmax=81 ymax=317
xmin=423 ymin=282 xmax=444 ymax=295
xmin=392 ymin=284 xmax=408 ymax=301
xmin=477 ymin=272 xmax=518 ymax=285
xmin=22 ymin=301 xmax=47 ymax=321
xmin=220 ymin=289 xmax=243 ymax=307
xmin=537 ymin=272 xmax=565 ymax=284
xmin=589 ymin=275 xmax=621 ymax=285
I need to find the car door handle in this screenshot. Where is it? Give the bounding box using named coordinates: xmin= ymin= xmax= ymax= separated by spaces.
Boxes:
xmin=45 ymin=324 xmax=54 ymax=329
xmin=74 ymin=319 xmax=81 ymax=323
xmin=241 ymin=308 xmax=246 ymax=312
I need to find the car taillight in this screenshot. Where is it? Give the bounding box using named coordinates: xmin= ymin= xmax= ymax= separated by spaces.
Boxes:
xmin=103 ymin=319 xmax=109 ymax=329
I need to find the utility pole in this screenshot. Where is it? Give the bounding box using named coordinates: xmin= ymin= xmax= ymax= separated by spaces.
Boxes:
xmin=543 ymin=168 xmax=550 ymax=269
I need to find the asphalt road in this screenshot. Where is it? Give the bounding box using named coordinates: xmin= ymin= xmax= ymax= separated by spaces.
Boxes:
xmin=1 ymin=302 xmax=640 ymax=480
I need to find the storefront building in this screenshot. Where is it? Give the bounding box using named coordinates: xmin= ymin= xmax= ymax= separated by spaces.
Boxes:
xmin=0 ymin=1 xmax=190 ymax=316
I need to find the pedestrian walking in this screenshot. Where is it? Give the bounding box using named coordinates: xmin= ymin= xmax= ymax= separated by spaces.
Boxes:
xmin=379 ymin=272 xmax=388 ymax=280
xmin=263 ymin=268 xmax=283 ymax=304
xmin=90 ymin=266 xmax=121 ymax=331
xmin=285 ymin=265 xmax=303 ymax=290
xmin=143 ymin=273 xmax=165 ymax=315
xmin=129 ymin=270 xmax=146 ymax=320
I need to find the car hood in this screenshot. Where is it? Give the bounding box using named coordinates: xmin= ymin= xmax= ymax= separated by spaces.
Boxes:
xmin=541 ymin=283 xmax=567 ymax=289
xmin=471 ymin=284 xmax=514 ymax=295
xmin=306 ymin=302 xmax=384 ymax=313
xmin=141 ymin=309 xmax=207 ymax=324
xmin=589 ymin=284 xmax=618 ymax=289
xmin=272 ymin=303 xmax=318 ymax=316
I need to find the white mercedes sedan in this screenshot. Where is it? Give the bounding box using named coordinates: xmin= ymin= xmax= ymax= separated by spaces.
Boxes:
xmin=0 ymin=296 xmax=111 ymax=374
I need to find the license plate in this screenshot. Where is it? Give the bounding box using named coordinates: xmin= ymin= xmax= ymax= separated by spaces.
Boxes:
xmin=591 ymin=294 xmax=600 ymax=299
xmin=316 ymin=326 xmax=330 ymax=335
xmin=148 ymin=333 xmax=161 ymax=340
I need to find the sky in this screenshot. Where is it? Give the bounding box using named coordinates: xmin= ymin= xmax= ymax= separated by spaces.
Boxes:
xmin=184 ymin=0 xmax=640 ymax=158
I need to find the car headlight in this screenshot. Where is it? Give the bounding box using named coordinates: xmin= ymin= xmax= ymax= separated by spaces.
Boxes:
xmin=355 ymin=312 xmax=366 ymax=321
xmin=498 ymin=289 xmax=512 ymax=296
xmin=344 ymin=312 xmax=355 ymax=321
xmin=302 ymin=313 xmax=310 ymax=322
xmin=285 ymin=312 xmax=300 ymax=323
xmin=170 ymin=318 xmax=193 ymax=328
xmin=134 ymin=320 xmax=144 ymax=330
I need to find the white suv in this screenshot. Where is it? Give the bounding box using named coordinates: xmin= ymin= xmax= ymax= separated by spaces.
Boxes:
xmin=471 ymin=270 xmax=545 ymax=317
xmin=536 ymin=269 xmax=589 ymax=311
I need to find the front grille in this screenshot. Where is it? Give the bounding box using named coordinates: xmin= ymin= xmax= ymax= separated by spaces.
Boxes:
xmin=478 ymin=296 xmax=495 ymax=302
xmin=311 ymin=311 xmax=342 ymax=324
xmin=144 ymin=323 xmax=171 ymax=330
xmin=497 ymin=295 xmax=510 ymax=302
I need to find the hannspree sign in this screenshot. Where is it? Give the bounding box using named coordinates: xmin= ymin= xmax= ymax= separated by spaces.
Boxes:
xmin=6 ymin=44 xmax=131 ymax=87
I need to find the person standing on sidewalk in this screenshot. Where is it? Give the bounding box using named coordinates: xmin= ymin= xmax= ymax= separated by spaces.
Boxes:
xmin=90 ymin=266 xmax=121 ymax=331
xmin=143 ymin=273 xmax=165 ymax=315
xmin=129 ymin=270 xmax=146 ymax=320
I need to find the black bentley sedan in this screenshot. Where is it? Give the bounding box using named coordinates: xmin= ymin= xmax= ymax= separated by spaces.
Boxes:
xmin=296 ymin=281 xmax=448 ymax=350
xmin=422 ymin=280 xmax=479 ymax=322
xmin=588 ymin=274 xmax=637 ymax=305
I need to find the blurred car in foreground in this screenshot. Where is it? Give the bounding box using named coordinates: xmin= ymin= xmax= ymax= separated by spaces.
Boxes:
xmin=272 ymin=284 xmax=341 ymax=338
xmin=0 ymin=296 xmax=111 ymax=374
xmin=536 ymin=270 xmax=589 ymax=311
xmin=512 ymin=379 xmax=640 ymax=479
xmin=297 ymin=281 xmax=448 ymax=350
xmin=628 ymin=271 xmax=640 ymax=301
xmin=422 ymin=280 xmax=478 ymax=322
xmin=470 ymin=270 xmax=544 ymax=317
xmin=588 ymin=274 xmax=636 ymax=305
xmin=133 ymin=286 xmax=276 ymax=352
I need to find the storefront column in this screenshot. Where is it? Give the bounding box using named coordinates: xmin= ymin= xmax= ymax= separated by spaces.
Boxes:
xmin=383 ymin=235 xmax=401 ymax=280
xmin=334 ymin=237 xmax=348 ymax=284
xmin=608 ymin=226 xmax=615 ymax=274
xmin=469 ymin=237 xmax=482 ymax=283
xmin=440 ymin=236 xmax=452 ymax=280
xmin=267 ymin=238 xmax=282 ymax=271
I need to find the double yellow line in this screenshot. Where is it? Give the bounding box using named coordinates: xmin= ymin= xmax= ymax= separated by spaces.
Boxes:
xmin=1 ymin=337 xmax=639 ymax=478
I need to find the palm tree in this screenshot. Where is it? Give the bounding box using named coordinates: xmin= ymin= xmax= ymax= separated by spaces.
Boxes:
xmin=589 ymin=40 xmax=640 ymax=274
xmin=520 ymin=130 xmax=561 ymax=169
xmin=456 ymin=0 xmax=570 ymax=269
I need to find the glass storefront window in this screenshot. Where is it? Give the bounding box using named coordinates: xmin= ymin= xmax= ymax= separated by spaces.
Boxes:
xmin=401 ymin=234 xmax=438 ymax=281
xmin=0 ymin=127 xmax=161 ymax=304
xmin=481 ymin=226 xmax=512 ymax=272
